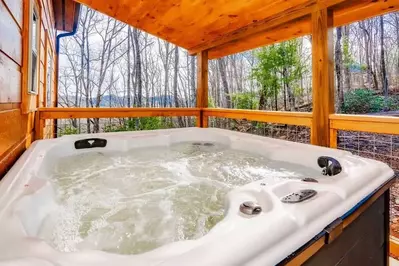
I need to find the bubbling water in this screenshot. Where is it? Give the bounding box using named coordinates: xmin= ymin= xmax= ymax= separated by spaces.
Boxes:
xmin=38 ymin=142 xmax=317 ymax=255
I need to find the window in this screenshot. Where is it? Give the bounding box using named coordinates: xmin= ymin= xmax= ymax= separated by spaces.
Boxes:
xmin=28 ymin=7 xmax=39 ymax=94
xmin=46 ymin=52 xmax=53 ymax=107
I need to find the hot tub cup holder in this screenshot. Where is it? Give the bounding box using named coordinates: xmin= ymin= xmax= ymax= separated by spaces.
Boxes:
xmin=239 ymin=201 xmax=262 ymax=215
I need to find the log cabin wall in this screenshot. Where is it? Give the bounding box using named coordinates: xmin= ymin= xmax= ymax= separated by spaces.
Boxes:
xmin=0 ymin=0 xmax=57 ymax=177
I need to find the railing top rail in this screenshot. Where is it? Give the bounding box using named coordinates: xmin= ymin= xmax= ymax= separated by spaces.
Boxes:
xmin=330 ymin=114 xmax=399 ymax=135
xmin=330 ymin=114 xmax=399 ymax=123
xmin=204 ymin=108 xmax=312 ymax=126
xmin=38 ymin=107 xmax=201 ymax=119
xmin=205 ymin=108 xmax=312 ymax=117
xmin=38 ymin=107 xmax=201 ymax=112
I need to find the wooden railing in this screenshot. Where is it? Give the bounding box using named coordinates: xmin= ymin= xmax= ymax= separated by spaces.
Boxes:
xmin=38 ymin=107 xmax=201 ymax=119
xmin=36 ymin=107 xmax=201 ymax=139
xmin=204 ymin=108 xmax=312 ymax=126
xmin=329 ymin=114 xmax=399 ymax=148
xmin=35 ymin=107 xmax=314 ymax=140
xmin=36 ymin=108 xmax=399 ymax=148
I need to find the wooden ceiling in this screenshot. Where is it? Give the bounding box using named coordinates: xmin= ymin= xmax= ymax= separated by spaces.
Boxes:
xmin=53 ymin=0 xmax=81 ymax=32
xmin=73 ymin=0 xmax=398 ymax=59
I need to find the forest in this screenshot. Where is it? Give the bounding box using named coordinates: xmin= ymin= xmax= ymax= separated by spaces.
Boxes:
xmin=57 ymin=7 xmax=399 ymax=133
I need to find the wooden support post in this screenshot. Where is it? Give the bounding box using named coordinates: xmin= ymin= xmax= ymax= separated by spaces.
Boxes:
xmin=35 ymin=111 xmax=44 ymax=140
xmin=196 ymin=50 xmax=209 ymax=127
xmin=329 ymin=128 xmax=337 ymax=148
xmin=311 ymin=7 xmax=335 ymax=147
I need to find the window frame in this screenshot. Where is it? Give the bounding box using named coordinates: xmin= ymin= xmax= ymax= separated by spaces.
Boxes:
xmin=27 ymin=2 xmax=40 ymax=95
xmin=46 ymin=50 xmax=53 ymax=107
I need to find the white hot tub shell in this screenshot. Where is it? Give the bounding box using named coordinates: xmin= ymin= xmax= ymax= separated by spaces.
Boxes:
xmin=0 ymin=128 xmax=394 ymax=266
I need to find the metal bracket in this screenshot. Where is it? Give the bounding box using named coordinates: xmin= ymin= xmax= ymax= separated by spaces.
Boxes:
xmin=324 ymin=218 xmax=343 ymax=244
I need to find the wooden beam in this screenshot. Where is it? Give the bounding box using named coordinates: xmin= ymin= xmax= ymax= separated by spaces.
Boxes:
xmin=196 ymin=51 xmax=209 ymax=128
xmin=329 ymin=114 xmax=399 ymax=135
xmin=204 ymin=108 xmax=313 ymax=127
xmin=310 ymin=7 xmax=334 ymax=147
xmin=189 ymin=0 xmax=347 ymax=55
xmin=333 ymin=0 xmax=398 ymax=27
xmin=207 ymin=0 xmax=398 ymax=59
xmin=38 ymin=107 xmax=201 ymax=119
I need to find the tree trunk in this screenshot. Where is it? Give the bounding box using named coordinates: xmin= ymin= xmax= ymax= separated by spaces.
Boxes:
xmin=259 ymin=89 xmax=266 ymax=110
xmin=133 ymin=29 xmax=142 ymax=107
xmin=173 ymin=46 xmax=184 ymax=127
xmin=274 ymin=70 xmax=278 ymax=111
xmin=127 ymin=27 xmax=132 ymax=108
xmin=282 ymin=73 xmax=287 ymax=111
xmin=359 ymin=21 xmax=374 ymax=89
xmin=380 ymin=16 xmax=389 ymax=109
xmin=396 ymin=14 xmax=399 ymax=82
xmin=335 ymin=27 xmax=344 ymax=111
xmin=190 ymin=56 xmax=196 ymax=107
xmin=163 ymin=42 xmax=170 ymax=107
xmin=343 ymin=25 xmax=351 ymax=91
xmin=218 ymin=58 xmax=231 ymax=108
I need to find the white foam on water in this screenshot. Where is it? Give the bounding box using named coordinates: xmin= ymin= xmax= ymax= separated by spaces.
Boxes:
xmin=37 ymin=142 xmax=319 ymax=255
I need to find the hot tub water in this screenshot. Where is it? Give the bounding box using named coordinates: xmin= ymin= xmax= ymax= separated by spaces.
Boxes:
xmin=37 ymin=142 xmax=320 ymax=255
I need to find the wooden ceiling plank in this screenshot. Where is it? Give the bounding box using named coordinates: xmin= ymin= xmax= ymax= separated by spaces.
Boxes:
xmin=64 ymin=0 xmax=76 ymax=32
xmin=334 ymin=0 xmax=399 ymax=27
xmin=184 ymin=0 xmax=298 ymax=49
xmin=208 ymin=0 xmax=399 ymax=59
xmin=208 ymin=16 xmax=311 ymax=59
xmin=189 ymin=0 xmax=316 ymax=55
xmin=188 ymin=0 xmax=351 ymax=55
xmin=72 ymin=0 xmax=398 ymax=58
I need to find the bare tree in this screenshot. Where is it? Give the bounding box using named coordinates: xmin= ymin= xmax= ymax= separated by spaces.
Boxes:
xmin=335 ymin=27 xmax=344 ymax=111
xmin=380 ymin=15 xmax=389 ymax=107
xmin=218 ymin=58 xmax=231 ymax=108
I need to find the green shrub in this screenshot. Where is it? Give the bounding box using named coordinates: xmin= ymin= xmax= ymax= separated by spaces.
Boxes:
xmin=342 ymin=89 xmax=385 ymax=114
xmin=232 ymin=92 xmax=258 ymax=110
xmin=104 ymin=117 xmax=163 ymax=132
xmin=59 ymin=126 xmax=78 ymax=136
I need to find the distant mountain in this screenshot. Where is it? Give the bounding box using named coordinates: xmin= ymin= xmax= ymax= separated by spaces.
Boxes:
xmin=96 ymin=94 xmax=125 ymax=107
xmin=61 ymin=94 xmax=176 ymax=107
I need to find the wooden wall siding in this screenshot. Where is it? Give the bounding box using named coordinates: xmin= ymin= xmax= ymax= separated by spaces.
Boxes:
xmin=0 ymin=109 xmax=27 ymax=158
xmin=0 ymin=1 xmax=22 ymax=65
xmin=0 ymin=0 xmax=57 ymax=178
xmin=41 ymin=0 xmax=55 ymax=43
xmin=3 ymin=0 xmax=23 ymax=28
xmin=0 ymin=52 xmax=21 ymax=103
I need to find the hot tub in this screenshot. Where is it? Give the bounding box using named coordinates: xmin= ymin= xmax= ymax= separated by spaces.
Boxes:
xmin=0 ymin=128 xmax=394 ymax=266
